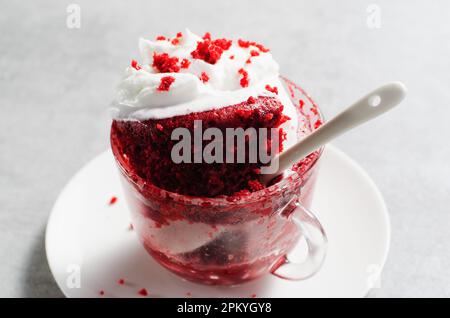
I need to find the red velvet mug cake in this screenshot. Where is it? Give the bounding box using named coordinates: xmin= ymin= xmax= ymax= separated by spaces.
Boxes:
xmin=110 ymin=30 xmax=327 ymax=285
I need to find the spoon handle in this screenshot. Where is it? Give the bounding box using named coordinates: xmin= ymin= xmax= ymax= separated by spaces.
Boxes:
xmin=261 ymin=81 xmax=407 ymax=184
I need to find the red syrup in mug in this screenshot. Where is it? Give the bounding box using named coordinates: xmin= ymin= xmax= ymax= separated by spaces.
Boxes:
xmin=110 ymin=79 xmax=323 ymax=285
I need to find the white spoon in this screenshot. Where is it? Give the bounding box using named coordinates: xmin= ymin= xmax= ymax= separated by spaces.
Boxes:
xmin=261 ymin=81 xmax=407 ymax=185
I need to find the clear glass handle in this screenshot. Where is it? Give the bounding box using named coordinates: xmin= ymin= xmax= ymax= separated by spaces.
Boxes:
xmin=272 ymin=201 xmax=328 ymax=280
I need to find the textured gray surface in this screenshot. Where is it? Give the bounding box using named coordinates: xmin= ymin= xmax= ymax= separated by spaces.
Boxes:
xmin=0 ymin=0 xmax=449 ymax=297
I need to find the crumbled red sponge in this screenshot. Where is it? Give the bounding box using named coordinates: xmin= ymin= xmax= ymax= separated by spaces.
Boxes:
xmin=203 ymin=32 xmax=211 ymax=40
xmin=138 ymin=288 xmax=148 ymax=296
xmin=199 ymin=72 xmax=209 ymax=83
xmin=180 ymin=58 xmax=190 ymax=69
xmin=191 ymin=41 xmax=222 ymax=64
xmin=299 ymin=99 xmax=305 ymax=109
xmin=265 ymin=85 xmax=278 ymax=95
xmin=156 ymin=35 xmax=166 ymax=41
xmin=108 ymin=196 xmax=118 ymax=205
xmin=245 ymin=50 xmax=259 ymax=64
xmin=131 ymin=60 xmax=141 ymax=70
xmin=237 ymin=39 xmax=270 ymax=52
xmin=157 ymin=76 xmax=175 ymax=91
xmin=314 ymin=119 xmax=322 ymax=129
xmin=213 ymin=38 xmax=232 ymax=50
xmin=111 ymin=96 xmax=289 ymax=197
xmin=238 ymin=68 xmax=249 ymax=88
xmin=264 ymin=113 xmax=274 ymax=121
xmin=191 ymin=34 xmax=232 ymax=64
xmin=247 ymin=96 xmax=256 ymax=104
xmin=152 ymin=52 xmax=180 ymax=73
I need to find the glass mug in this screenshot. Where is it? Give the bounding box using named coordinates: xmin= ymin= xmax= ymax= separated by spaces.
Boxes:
xmin=111 ymin=77 xmax=327 ymax=285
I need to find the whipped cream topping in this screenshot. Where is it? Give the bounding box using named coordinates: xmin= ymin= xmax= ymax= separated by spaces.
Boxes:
xmin=112 ymin=30 xmax=299 ymax=147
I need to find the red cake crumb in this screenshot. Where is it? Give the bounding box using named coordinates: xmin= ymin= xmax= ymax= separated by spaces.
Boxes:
xmin=247 ymin=96 xmax=256 ymax=104
xmin=238 ymin=68 xmax=249 ymax=87
xmin=250 ymin=50 xmax=260 ymax=57
xmin=186 ymin=292 xmax=192 ymax=297
xmin=279 ymin=128 xmax=287 ymax=152
xmin=131 ymin=60 xmax=141 ymax=70
xmin=247 ymin=179 xmax=265 ymax=191
xmin=171 ymin=32 xmax=183 ymax=45
xmin=157 ymin=76 xmax=175 ymax=91
xmin=213 ymin=38 xmax=232 ymax=50
xmin=314 ymin=119 xmax=322 ymax=129
xmin=199 ymin=72 xmax=209 ymax=83
xmin=152 ymin=52 xmax=180 ymax=73
xmin=109 ymin=196 xmax=117 ymax=205
xmin=191 ymin=35 xmax=232 ymax=64
xmin=156 ymin=35 xmax=166 ymax=41
xmin=203 ymin=32 xmax=211 ymax=40
xmin=128 ymin=223 xmax=134 ymax=231
xmin=191 ymin=41 xmax=221 ymax=64
xmin=265 ymin=85 xmax=278 ymax=95
xmin=237 ymin=39 xmax=251 ymax=48
xmin=250 ymin=293 xmax=257 ymax=298
xmin=235 ymin=108 xmax=253 ymax=118
xmin=299 ymin=99 xmax=305 ymax=109
xmin=246 ymin=58 xmax=252 ymax=64
xmin=138 ymin=288 xmax=148 ymax=296
xmin=180 ymin=58 xmax=190 ymax=69
xmin=117 ymin=278 xmax=125 ymax=285
xmin=238 ymin=39 xmax=270 ymax=52
xmin=229 ymin=55 xmax=235 ymax=59
xmin=256 ymin=43 xmax=269 ymax=53
xmin=99 ymin=290 xmax=105 ymax=296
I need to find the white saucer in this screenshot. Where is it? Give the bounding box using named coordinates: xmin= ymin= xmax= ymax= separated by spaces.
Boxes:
xmin=45 ymin=145 xmax=390 ymax=298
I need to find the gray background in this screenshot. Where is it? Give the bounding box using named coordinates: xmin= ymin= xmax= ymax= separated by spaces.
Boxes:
xmin=0 ymin=0 xmax=449 ymax=297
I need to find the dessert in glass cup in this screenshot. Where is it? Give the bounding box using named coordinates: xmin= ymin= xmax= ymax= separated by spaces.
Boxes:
xmin=110 ymin=30 xmax=327 ymax=285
